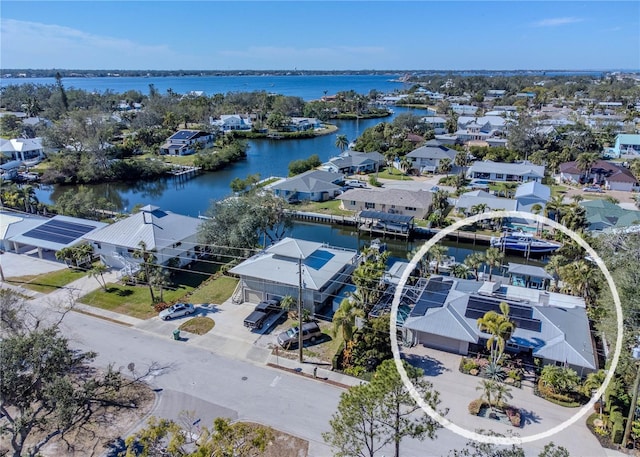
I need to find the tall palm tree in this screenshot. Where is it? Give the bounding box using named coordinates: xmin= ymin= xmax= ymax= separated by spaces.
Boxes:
xmin=531 ymin=203 xmax=543 ymax=235
xmin=427 ymin=244 xmax=449 ymax=274
xmin=399 ymin=156 xmax=413 ymax=175
xmin=464 ymin=252 xmax=485 ymax=281
xmin=438 ymin=158 xmax=452 ymax=176
xmin=484 ymin=247 xmax=504 ymax=282
xmin=476 ymin=379 xmax=498 ymax=411
xmin=454 ymin=150 xmax=470 ymax=175
xmin=335 ymin=134 xmax=348 ymax=154
xmin=493 ymin=383 xmax=513 ymax=409
xmin=450 ymin=263 xmax=471 ymax=279
xmin=545 ymin=195 xmax=565 ymax=223
xmin=18 ymin=185 xmax=38 ymax=213
xmin=133 ymin=241 xmax=157 ymax=303
xmin=88 ymin=263 xmax=109 ymax=291
xmin=575 ymin=152 xmax=600 ymax=183
xmin=332 ymin=298 xmax=365 ymax=342
xmin=476 ymin=301 xmax=516 ymax=365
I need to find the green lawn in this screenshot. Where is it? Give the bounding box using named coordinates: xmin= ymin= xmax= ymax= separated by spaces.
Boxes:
xmin=186 ymin=275 xmax=239 ymax=305
xmin=80 ymin=283 xmax=195 ymax=319
xmin=7 ymin=267 xmax=88 ymax=293
xmin=298 ymin=199 xmax=352 ymax=215
xmin=377 ymin=169 xmax=413 ymax=180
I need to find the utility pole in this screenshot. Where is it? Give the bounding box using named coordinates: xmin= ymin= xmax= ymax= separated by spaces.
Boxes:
xmin=623 ymin=346 xmax=640 ymax=448
xmin=298 ymin=257 xmax=304 ymax=363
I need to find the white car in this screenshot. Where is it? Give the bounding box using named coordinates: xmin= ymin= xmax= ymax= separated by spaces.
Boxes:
xmin=344 ymin=180 xmax=367 ymax=189
xmin=159 ymin=303 xmax=196 ymax=320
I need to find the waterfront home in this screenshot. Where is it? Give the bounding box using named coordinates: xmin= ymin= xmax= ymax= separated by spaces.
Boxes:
xmin=406 ymin=139 xmax=457 ymax=174
xmin=557 ymin=159 xmax=639 ymax=191
xmin=1 ymin=212 xmax=106 ymax=259
xmin=467 ymin=160 xmax=545 ymax=183
xmin=159 ymin=130 xmax=215 ymax=156
xmin=336 ymin=188 xmax=433 ymax=219
xmin=83 ymin=205 xmax=202 ymax=276
xmin=0 ymin=137 xmax=45 ymax=166
xmin=607 ymin=134 xmax=640 ymax=158
xmin=514 ymin=181 xmax=551 ymax=213
xmin=580 ymin=199 xmax=640 ymax=232
xmin=457 ymin=115 xmax=507 ymax=136
xmin=451 ymin=104 xmax=478 ymax=115
xmin=270 ymin=169 xmax=344 ymax=203
xmin=210 ymin=114 xmax=252 ymax=131
xmin=322 ymin=150 xmax=385 ymax=175
xmin=228 ymin=237 xmax=359 ymax=313
xmin=506 ymin=263 xmax=552 ymax=290
xmin=400 ymin=275 xmax=596 ymax=375
xmin=283 ymin=117 xmax=322 ymax=132
xmin=420 ymin=116 xmax=447 ymax=135
xmin=453 ymin=190 xmax=517 ymax=216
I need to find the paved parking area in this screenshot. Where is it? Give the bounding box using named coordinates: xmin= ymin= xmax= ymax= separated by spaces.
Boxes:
xmin=401 ymin=344 xmax=604 ymax=456
xmin=1 ymin=251 xmax=66 ymax=277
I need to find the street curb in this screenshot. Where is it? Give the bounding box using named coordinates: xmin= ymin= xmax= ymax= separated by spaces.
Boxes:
xmin=266 ymin=363 xmax=352 ymax=389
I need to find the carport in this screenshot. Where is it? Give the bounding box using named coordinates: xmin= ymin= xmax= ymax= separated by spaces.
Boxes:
xmin=7 ymin=214 xmax=107 ymax=259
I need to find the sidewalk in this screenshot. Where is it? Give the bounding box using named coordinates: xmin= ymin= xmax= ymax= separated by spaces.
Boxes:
xmin=264 ymin=351 xmax=364 ymax=388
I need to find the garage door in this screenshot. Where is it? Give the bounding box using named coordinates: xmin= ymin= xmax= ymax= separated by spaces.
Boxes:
xmin=244 ymin=289 xmax=263 ymax=304
xmin=419 ymin=333 xmax=465 ymax=354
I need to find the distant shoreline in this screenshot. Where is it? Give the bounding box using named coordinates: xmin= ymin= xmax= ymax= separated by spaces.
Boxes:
xmin=1 ymin=69 xmax=635 ymax=79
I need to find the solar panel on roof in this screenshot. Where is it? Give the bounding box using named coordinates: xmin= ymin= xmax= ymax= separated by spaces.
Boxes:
xmin=22 ymin=219 xmax=97 ymax=246
xmin=465 ymin=296 xmax=542 ymax=333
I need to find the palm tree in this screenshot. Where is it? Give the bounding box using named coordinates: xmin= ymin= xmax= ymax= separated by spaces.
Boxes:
xmin=73 ymin=243 xmax=94 ymax=269
xmin=18 ymin=185 xmax=38 ymax=213
xmin=493 ymin=383 xmax=513 ymax=409
xmin=399 ymin=156 xmax=413 ymax=175
xmin=438 ymin=158 xmax=452 ymax=176
xmin=427 ymin=244 xmax=449 ymax=274
xmin=483 ymin=247 xmax=504 ymax=282
xmin=545 ymin=195 xmax=565 ymax=222
xmin=133 ymin=241 xmax=157 ymax=303
xmin=575 ymin=152 xmax=600 ymax=183
xmin=454 ymin=150 xmax=470 ymax=175
xmin=55 ymin=247 xmax=75 ymax=267
xmin=450 ymin=263 xmax=471 ymax=279
xmin=332 ymin=298 xmax=365 ymax=342
xmin=476 ymin=379 xmax=498 ymax=411
xmin=531 ymin=203 xmax=543 ymax=235
xmin=407 ymin=247 xmax=429 ymax=278
xmin=558 ymin=259 xmax=598 ymax=305
xmin=464 ymin=252 xmax=485 ymax=281
xmin=89 ymin=263 xmax=109 ymax=291
xmin=476 ymin=301 xmax=515 ymax=365
xmin=335 ymin=134 xmax=349 ymax=154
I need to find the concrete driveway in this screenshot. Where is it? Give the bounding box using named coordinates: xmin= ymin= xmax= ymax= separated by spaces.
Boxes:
xmin=1 ymin=251 xmax=66 ymax=278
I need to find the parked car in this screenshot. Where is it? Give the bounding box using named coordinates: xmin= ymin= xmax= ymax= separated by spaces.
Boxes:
xmin=243 ymin=298 xmax=282 ymax=329
xmin=344 ymin=179 xmax=367 ymax=189
xmin=159 ymin=303 xmax=196 ymax=320
xmin=583 ymin=186 xmax=604 ymax=193
xmin=277 ymin=322 xmax=323 ymax=349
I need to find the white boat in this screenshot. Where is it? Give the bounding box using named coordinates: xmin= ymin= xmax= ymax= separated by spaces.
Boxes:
xmin=490 ymin=231 xmax=560 ymax=254
xmin=429 ymin=255 xmax=459 ymax=272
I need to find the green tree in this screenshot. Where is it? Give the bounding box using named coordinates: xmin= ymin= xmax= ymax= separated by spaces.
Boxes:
xmin=88 ymin=263 xmax=109 ymax=291
xmin=323 ymin=359 xmax=440 ymax=457
xmin=539 ymin=365 xmax=580 ymax=396
xmin=133 ymin=241 xmax=158 ymax=303
xmin=335 ymin=134 xmax=349 ymax=153
xmin=476 ymin=301 xmax=515 ymax=365
xmin=438 ymin=157 xmax=452 ymax=175
xmin=464 ymin=252 xmax=485 ymax=281
xmin=351 ymin=248 xmax=389 ymax=314
xmin=575 ymin=151 xmax=600 ymax=182
xmin=427 ymin=244 xmax=449 ymax=275
xmin=451 ymin=263 xmax=471 ymax=279
xmin=1 ymin=327 xmax=138 ymax=457
xmin=332 ymin=298 xmax=365 ymax=342
xmin=483 ymin=247 xmax=504 ymax=282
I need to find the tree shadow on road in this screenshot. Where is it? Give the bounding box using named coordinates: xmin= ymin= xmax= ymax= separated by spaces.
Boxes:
xmin=519 ymin=407 xmax=542 ymax=427
xmin=402 ymin=353 xmax=449 ymax=376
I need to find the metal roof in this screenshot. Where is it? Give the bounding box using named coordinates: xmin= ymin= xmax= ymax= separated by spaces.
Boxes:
xmin=507 ymin=263 xmax=553 ymax=279
xmin=358 ymin=210 xmax=414 ymax=223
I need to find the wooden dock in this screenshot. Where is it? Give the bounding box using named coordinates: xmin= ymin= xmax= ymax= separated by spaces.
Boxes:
xmin=166 ymin=164 xmax=202 ymax=178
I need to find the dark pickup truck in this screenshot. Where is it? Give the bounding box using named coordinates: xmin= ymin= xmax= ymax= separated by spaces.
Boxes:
xmin=243 ymin=299 xmax=282 ymax=330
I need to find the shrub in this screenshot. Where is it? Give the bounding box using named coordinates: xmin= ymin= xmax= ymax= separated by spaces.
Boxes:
xmin=153 ymin=302 xmax=171 ymax=312
xmin=504 ymin=406 xmax=522 ymax=427
xmin=612 ymin=422 xmax=624 ymax=444
xmin=507 ymin=369 xmax=522 ymax=381
xmin=461 ymin=358 xmax=479 ymax=374
xmin=468 ymin=398 xmax=486 ymax=415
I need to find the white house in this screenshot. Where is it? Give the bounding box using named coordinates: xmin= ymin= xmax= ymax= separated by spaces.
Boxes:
xmin=228 ymin=237 xmax=359 ymax=312
xmin=83 ymin=205 xmax=202 ymax=275
xmin=467 ymin=160 xmax=545 ymax=183
xmin=0 ymin=137 xmax=45 ymax=166
xmin=406 ymin=139 xmax=457 ymax=173
xmin=159 ymin=130 xmax=215 ymax=156
xmin=210 ymin=114 xmax=252 ymax=131
xmin=322 ymin=151 xmax=385 ymax=175
xmin=421 ymin=116 xmax=447 ymax=135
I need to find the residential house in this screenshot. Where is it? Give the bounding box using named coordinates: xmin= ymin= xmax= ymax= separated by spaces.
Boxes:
xmin=608 ymin=134 xmax=640 ymax=158
xmin=0 ymin=137 xmax=45 ymax=166
xmin=514 ymin=181 xmax=551 ymax=213
xmin=558 ymin=159 xmax=639 ymax=192
xmin=159 ymin=130 xmax=215 ymax=156
xmin=421 ymin=116 xmax=447 ymax=135
xmin=400 ymin=275 xmax=596 ymax=375
xmin=228 ymin=237 xmax=359 ymax=313
xmin=322 ymin=150 xmax=385 ymax=175
xmin=1 ymin=212 xmax=106 ymax=259
xmin=337 ymin=188 xmax=433 ymax=219
xmin=406 ymin=139 xmax=457 ymax=173
xmin=83 ymin=205 xmax=202 ymax=276
xmin=506 ymin=263 xmax=552 ymax=290
xmin=451 ymin=104 xmax=478 ymax=115
xmin=467 ymin=161 xmax=545 ymax=183
xmin=270 ymin=169 xmax=344 ymax=203
xmin=580 ymin=200 xmax=640 ymax=232
xmin=210 ymin=114 xmax=252 ymax=131
xmin=485 ymin=89 xmax=507 ymax=99
xmin=453 ymin=190 xmax=517 ymax=216
xmin=283 ymin=117 xmax=322 ymax=132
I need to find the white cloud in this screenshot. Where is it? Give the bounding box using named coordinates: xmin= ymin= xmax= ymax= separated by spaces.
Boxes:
xmin=0 ymin=19 xmax=199 ymax=69
xmin=532 ymin=17 xmax=584 ymax=27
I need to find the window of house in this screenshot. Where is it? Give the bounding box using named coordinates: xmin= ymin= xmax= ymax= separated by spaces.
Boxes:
xmin=495 ymin=174 xmax=504 ymax=180
xmin=365 ymin=202 xmax=375 ymax=209
xmin=350 ymin=200 xmax=356 ymax=205
xmin=405 ymin=207 xmax=416 ymax=211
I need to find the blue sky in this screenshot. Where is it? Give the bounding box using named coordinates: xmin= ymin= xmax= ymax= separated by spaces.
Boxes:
xmin=1 ymin=1 xmax=638 ymax=70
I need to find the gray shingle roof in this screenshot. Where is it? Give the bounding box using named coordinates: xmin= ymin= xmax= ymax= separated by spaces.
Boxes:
xmin=337 ymin=188 xmax=432 ymax=209
xmin=271 ymin=169 xmax=343 ymax=193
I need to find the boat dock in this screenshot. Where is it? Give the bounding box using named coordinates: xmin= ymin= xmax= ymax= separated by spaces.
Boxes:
xmin=290 ymin=211 xmax=357 ymax=226
xmin=166 ymin=164 xmax=202 ymax=178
